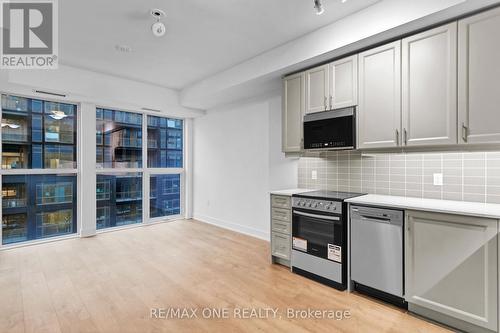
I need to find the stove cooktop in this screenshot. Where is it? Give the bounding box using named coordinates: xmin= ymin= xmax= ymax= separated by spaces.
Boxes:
xmin=293 ymin=190 xmax=365 ymax=201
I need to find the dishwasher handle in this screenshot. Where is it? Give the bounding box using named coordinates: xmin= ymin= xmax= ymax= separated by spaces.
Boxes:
xmin=351 ymin=206 xmax=403 ymax=226
xmin=360 ymin=215 xmax=392 ymax=223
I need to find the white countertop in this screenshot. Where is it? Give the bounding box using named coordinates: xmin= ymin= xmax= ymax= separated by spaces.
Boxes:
xmin=345 ymin=194 xmax=500 ymax=219
xmin=270 ymin=188 xmax=312 ymax=196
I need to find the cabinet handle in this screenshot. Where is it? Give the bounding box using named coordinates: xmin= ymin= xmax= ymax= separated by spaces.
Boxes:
xmin=403 ymin=129 xmax=408 ymax=145
xmin=324 ymin=97 xmax=327 ymax=110
xmin=329 ymin=96 xmax=333 ymax=109
xmin=462 ymin=123 xmax=468 ymax=143
xmin=395 ymin=129 xmax=399 ymax=146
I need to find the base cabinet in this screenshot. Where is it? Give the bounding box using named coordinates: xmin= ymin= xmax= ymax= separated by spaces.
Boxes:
xmin=270 ymin=195 xmax=292 ymax=266
xmin=405 ymin=210 xmax=498 ymax=332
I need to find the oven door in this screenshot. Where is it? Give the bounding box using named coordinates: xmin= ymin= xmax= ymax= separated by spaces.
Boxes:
xmin=292 ymin=209 xmax=343 ymax=262
xmin=303 ymin=107 xmax=355 ymax=150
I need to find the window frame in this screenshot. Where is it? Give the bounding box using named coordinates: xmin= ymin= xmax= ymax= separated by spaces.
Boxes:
xmin=0 ymin=92 xmax=81 ymax=247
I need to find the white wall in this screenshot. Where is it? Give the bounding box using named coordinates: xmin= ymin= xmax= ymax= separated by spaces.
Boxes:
xmin=0 ymin=65 xmax=204 ymax=118
xmin=193 ymin=93 xmax=298 ymax=240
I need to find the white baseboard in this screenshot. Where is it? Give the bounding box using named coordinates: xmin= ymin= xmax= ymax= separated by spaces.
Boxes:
xmin=193 ymin=213 xmax=270 ymax=241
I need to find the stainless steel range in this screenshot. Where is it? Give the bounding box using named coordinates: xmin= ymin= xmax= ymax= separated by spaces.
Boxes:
xmin=291 ymin=190 xmax=364 ymax=290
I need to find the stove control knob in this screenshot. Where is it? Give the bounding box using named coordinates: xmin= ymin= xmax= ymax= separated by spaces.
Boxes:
xmin=332 ymin=206 xmax=337 ymax=211
xmin=306 ymin=202 xmax=311 ymax=207
xmin=311 ymin=202 xmax=318 ymax=208
xmin=325 ymin=204 xmax=330 ymax=210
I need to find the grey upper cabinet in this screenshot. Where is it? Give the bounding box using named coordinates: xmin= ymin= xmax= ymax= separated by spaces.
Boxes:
xmin=358 ymin=41 xmax=402 ymax=149
xmin=282 ymin=72 xmax=305 ymax=153
xmin=405 ymin=210 xmax=498 ymax=332
xmin=305 ymin=64 xmax=329 ymax=114
xmin=329 ymin=55 xmax=358 ymax=109
xmin=402 ymin=22 xmax=458 ymax=147
xmin=458 ymin=7 xmax=500 ymax=144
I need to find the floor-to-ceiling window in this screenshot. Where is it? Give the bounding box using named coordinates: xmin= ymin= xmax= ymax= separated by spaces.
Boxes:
xmin=96 ymin=108 xmax=143 ymax=229
xmin=0 ymin=95 xmax=185 ymax=246
xmin=147 ymin=115 xmax=183 ymax=220
xmin=95 ymin=109 xmax=184 ymax=229
xmin=1 ymin=94 xmax=78 ymax=245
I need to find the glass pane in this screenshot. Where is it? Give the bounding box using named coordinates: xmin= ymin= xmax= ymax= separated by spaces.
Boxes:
xmin=2 ymin=95 xmax=28 ymax=112
xmin=150 ymin=174 xmax=181 ymax=218
xmin=44 ymin=145 xmax=75 ymax=169
xmin=2 ymin=174 xmax=77 ymax=245
xmin=44 ymin=116 xmax=74 ymax=144
xmin=36 ymin=209 xmax=73 ymax=239
xmin=1 ymin=94 xmax=77 ymax=170
xmin=147 ymin=115 xmax=183 ymax=168
xmin=96 ymin=173 xmax=142 ymax=229
xmin=95 ymin=108 xmax=142 ymax=168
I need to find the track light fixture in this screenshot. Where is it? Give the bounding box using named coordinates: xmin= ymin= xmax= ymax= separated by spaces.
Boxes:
xmin=314 ymin=0 xmax=325 ymax=15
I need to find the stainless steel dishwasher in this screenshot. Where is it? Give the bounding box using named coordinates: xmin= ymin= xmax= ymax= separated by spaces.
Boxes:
xmin=350 ymin=205 xmax=406 ymax=308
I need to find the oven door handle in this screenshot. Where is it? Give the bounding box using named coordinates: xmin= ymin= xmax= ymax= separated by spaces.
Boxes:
xmin=293 ymin=210 xmax=340 ymax=221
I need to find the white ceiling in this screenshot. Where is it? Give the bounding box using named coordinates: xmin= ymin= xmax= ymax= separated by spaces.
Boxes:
xmin=59 ymin=0 xmax=380 ymax=90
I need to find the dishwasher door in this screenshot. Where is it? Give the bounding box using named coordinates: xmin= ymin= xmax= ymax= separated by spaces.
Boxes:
xmin=350 ymin=205 xmax=404 ymax=297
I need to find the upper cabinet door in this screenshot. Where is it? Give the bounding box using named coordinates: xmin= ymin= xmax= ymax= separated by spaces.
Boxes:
xmin=458 ymin=7 xmax=500 ymax=144
xmin=358 ymin=41 xmax=401 ymax=149
xmin=282 ymin=73 xmax=305 ymax=153
xmin=402 ymin=22 xmax=458 ymax=147
xmin=305 ymin=65 xmax=329 ymax=114
xmin=329 ymin=55 xmax=358 ymax=109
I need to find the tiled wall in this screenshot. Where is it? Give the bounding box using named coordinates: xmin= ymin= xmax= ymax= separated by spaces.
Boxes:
xmin=298 ymin=151 xmax=500 ymax=204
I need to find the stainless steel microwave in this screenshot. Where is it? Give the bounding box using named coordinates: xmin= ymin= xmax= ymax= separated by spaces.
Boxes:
xmin=303 ymin=107 xmax=356 ymax=151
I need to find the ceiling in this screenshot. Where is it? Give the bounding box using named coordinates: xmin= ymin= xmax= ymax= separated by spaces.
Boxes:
xmin=59 ymin=0 xmax=380 ymax=90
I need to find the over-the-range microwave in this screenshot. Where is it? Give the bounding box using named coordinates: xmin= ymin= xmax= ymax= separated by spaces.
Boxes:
xmin=303 ymin=107 xmax=356 ymax=151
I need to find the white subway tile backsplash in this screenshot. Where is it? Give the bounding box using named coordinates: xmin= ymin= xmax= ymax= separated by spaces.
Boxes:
xmin=297 ymin=150 xmax=500 ymax=203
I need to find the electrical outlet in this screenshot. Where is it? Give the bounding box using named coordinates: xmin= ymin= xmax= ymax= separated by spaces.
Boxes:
xmin=311 ymin=170 xmax=317 ymax=180
xmin=433 ymin=173 xmax=443 ymax=186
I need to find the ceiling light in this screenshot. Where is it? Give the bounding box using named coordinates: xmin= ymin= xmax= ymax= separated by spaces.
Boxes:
xmin=314 ymin=0 xmax=325 ymax=15
xmin=342 ymin=0 xmax=348 ymax=3
xmin=49 ymin=110 xmax=68 ymax=120
xmin=151 ymin=9 xmax=166 ymax=37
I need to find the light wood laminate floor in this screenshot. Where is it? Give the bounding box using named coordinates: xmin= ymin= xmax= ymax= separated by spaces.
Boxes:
xmin=0 ymin=219 xmax=451 ymax=333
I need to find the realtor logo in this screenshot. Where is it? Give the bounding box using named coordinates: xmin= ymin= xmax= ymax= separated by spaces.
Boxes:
xmin=0 ymin=0 xmax=58 ymax=69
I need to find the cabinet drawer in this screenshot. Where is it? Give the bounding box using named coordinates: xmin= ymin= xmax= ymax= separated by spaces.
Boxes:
xmin=271 ymin=195 xmax=291 ymax=209
xmin=272 ymin=232 xmax=290 ymax=260
xmin=271 ymin=207 xmax=291 ymax=222
xmin=272 ymin=219 xmax=291 ymax=234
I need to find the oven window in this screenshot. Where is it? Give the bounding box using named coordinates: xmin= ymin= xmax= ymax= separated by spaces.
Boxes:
xmin=292 ymin=210 xmax=342 ymax=259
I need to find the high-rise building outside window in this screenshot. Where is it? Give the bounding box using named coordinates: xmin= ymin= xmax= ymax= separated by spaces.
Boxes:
xmin=1 ymin=95 xmax=76 ymax=170
xmin=2 ymin=174 xmax=77 ymax=244
xmin=1 ymin=94 xmax=78 ymax=245
xmin=96 ymin=173 xmax=142 ymax=229
xmin=96 ymin=108 xmax=142 ymax=169
xmin=147 ymin=115 xmax=183 ymax=168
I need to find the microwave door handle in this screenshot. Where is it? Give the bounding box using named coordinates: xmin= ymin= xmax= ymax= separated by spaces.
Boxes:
xmin=294 ymin=211 xmax=340 ymax=221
